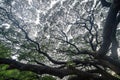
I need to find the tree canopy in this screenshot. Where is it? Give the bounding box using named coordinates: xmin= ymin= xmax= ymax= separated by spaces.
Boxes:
xmin=0 ymin=0 xmax=120 ymax=80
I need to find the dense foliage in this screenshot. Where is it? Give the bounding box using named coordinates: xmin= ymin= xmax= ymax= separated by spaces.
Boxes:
xmin=0 ymin=0 xmax=120 ymax=80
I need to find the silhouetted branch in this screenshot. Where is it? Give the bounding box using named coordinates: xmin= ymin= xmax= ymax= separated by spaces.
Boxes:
xmin=0 ymin=58 xmax=99 ymax=79
xmin=55 ymin=38 xmax=80 ymax=53
xmin=100 ymin=0 xmax=111 ymax=7
xmin=0 ymin=6 xmax=67 ymax=65
xmin=98 ymin=1 xmax=120 ymax=57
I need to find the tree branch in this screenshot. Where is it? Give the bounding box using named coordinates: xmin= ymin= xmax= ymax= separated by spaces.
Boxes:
xmin=100 ymin=0 xmax=111 ymax=7
xmin=0 ymin=58 xmax=98 ymax=79
xmin=98 ymin=1 xmax=120 ymax=57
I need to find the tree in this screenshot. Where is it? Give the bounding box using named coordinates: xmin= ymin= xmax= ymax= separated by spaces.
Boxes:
xmin=0 ymin=0 xmax=120 ymax=80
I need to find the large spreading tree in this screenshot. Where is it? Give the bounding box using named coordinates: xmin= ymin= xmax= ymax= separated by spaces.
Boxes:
xmin=0 ymin=0 xmax=120 ymax=80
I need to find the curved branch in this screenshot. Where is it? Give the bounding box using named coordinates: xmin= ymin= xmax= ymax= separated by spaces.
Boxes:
xmin=0 ymin=6 xmax=68 ymax=65
xmin=97 ymin=1 xmax=120 ymax=57
xmin=100 ymin=0 xmax=111 ymax=7
xmin=110 ymin=14 xmax=120 ymax=59
xmin=56 ymin=38 xmax=80 ymax=53
xmin=0 ymin=58 xmax=98 ymax=79
xmin=0 ymin=57 xmax=120 ymax=79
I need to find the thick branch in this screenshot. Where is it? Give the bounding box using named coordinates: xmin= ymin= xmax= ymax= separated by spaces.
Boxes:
xmin=110 ymin=13 xmax=120 ymax=59
xmin=0 ymin=58 xmax=98 ymax=79
xmin=100 ymin=0 xmax=111 ymax=7
xmin=98 ymin=1 xmax=120 ymax=56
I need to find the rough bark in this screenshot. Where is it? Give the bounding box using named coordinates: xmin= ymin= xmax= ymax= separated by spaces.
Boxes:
xmin=98 ymin=0 xmax=120 ymax=57
xmin=0 ymin=58 xmax=100 ymax=79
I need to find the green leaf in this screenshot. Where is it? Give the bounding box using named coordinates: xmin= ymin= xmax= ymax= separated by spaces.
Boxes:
xmin=41 ymin=76 xmax=56 ymax=80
